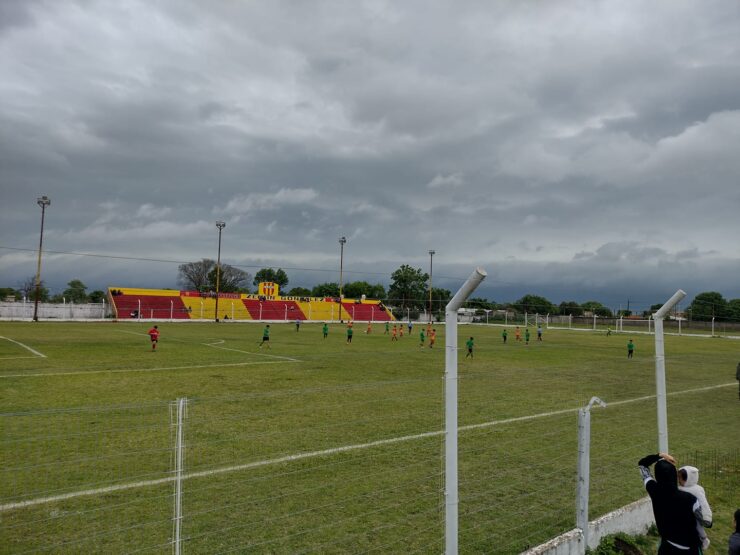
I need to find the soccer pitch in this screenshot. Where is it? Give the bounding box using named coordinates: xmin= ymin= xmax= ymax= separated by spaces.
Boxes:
xmin=1 ymin=321 xmax=738 ymax=553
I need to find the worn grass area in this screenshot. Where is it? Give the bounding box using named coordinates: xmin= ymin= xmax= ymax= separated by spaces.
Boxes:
xmin=0 ymin=321 xmax=738 ymax=554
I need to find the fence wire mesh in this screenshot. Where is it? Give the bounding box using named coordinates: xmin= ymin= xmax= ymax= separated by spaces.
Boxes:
xmin=1 ymin=324 xmax=738 ymax=554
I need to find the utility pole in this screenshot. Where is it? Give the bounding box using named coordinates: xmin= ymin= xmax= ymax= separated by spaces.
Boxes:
xmin=214 ymin=221 xmax=226 ymax=322
xmin=428 ymin=250 xmax=435 ymax=323
xmin=33 ymin=196 xmax=51 ymax=322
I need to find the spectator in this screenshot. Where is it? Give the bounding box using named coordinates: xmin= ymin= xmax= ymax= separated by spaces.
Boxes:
xmin=729 ymin=508 xmax=740 ymax=555
xmin=678 ymin=466 xmax=713 ymax=526
xmin=638 ymin=452 xmax=704 ymax=554
xmin=678 ymin=465 xmax=712 ymax=550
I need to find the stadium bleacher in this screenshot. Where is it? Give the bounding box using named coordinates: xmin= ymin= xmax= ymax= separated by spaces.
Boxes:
xmin=109 ymin=288 xmax=190 ymax=319
xmin=341 ymin=302 xmax=392 ymax=322
xmin=108 ymin=287 xmax=394 ymax=322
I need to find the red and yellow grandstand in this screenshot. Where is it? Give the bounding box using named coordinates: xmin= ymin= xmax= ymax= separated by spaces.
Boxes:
xmin=107 ymin=284 xmax=394 ymax=322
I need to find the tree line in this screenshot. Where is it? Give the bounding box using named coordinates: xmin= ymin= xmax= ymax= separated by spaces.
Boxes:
xmin=3 ymin=260 xmax=739 ymax=323
xmin=0 ymin=278 xmax=105 ymax=304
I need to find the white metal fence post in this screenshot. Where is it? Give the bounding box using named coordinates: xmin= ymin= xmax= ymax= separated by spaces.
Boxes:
xmin=172 ymin=397 xmax=187 ymax=555
xmin=445 ymin=267 xmax=487 ymax=555
xmin=653 ymin=290 xmax=685 ymax=453
xmin=576 ymin=397 xmax=606 ymax=553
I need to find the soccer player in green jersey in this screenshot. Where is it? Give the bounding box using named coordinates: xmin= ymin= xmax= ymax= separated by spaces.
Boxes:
xmin=627 ymin=339 xmax=635 ymax=358
xmin=346 ymin=325 xmax=354 ymax=344
xmin=525 ymin=328 xmax=530 ymax=345
xmin=322 ymin=323 xmax=329 ymax=339
xmin=259 ymin=325 xmax=271 ymax=349
xmin=465 ymin=337 xmax=474 ymax=358
xmin=502 ymin=329 xmax=508 ymax=344
xmin=384 ymin=321 xmax=390 ymax=334
xmin=419 ymin=329 xmax=425 ymax=347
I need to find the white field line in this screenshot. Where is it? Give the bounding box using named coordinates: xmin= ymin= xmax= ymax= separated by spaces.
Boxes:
xmin=0 ymin=360 xmax=301 ymax=379
xmin=0 ymin=382 xmax=733 ymax=513
xmin=203 ymin=340 xmax=300 ymax=362
xmin=0 ymin=336 xmax=46 ymax=358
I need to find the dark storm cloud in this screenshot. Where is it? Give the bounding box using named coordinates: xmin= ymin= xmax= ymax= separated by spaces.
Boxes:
xmin=1 ymin=0 xmax=739 ymax=304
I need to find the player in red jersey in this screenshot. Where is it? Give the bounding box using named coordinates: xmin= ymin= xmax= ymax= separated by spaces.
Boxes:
xmin=148 ymin=325 xmax=160 ymax=351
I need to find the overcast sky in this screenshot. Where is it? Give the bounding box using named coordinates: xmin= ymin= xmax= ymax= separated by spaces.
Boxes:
xmin=1 ymin=0 xmax=739 ymax=311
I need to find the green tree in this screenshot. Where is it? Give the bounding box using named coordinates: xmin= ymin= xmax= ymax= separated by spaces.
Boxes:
xmin=63 ymin=279 xmax=88 ymax=303
xmin=688 ymin=291 xmax=728 ymax=321
xmin=726 ymin=298 xmax=740 ymax=322
xmin=342 ymin=281 xmax=387 ymax=300
xmin=253 ymin=268 xmax=289 ymax=289
xmin=642 ymin=303 xmax=664 ymax=317
xmin=388 ymin=265 xmax=428 ymax=310
xmin=465 ymin=297 xmax=492 ymax=310
xmin=287 ymin=287 xmax=312 ymax=297
xmin=0 ymin=287 xmax=19 ymax=301
xmin=582 ymin=301 xmax=612 ymax=317
xmin=178 ymin=259 xmax=215 ymax=291
xmin=431 ymin=287 xmax=452 ymax=320
xmin=312 ymin=282 xmax=340 ymax=297
xmin=558 ymin=301 xmax=583 ymax=316
xmin=18 ymin=276 xmax=49 ymax=302
xmin=88 ymin=290 xmax=106 ymax=303
xmin=207 ymin=264 xmax=251 ymax=293
xmin=366 ymin=283 xmax=387 ymax=299
xmin=513 ymin=294 xmax=556 ymax=314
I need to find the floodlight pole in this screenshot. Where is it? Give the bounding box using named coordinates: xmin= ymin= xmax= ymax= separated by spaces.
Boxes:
xmin=445 ymin=267 xmax=487 ymax=555
xmin=32 ymin=196 xmax=51 ymax=322
xmin=338 ymin=236 xmax=346 ymax=322
xmin=653 ymin=289 xmax=686 ymax=452
xmin=428 ymin=250 xmax=435 ymax=323
xmin=214 ymin=221 xmax=226 ymax=322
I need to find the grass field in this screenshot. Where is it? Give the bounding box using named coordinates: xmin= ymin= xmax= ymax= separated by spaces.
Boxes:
xmin=1 ymin=321 xmax=738 ymax=554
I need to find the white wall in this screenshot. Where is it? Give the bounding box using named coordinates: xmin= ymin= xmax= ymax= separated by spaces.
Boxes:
xmin=522 ymin=498 xmax=654 ymax=555
xmin=0 ymin=302 xmax=108 ymax=320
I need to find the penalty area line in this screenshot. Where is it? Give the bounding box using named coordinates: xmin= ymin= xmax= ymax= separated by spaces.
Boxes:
xmin=203 ymin=342 xmax=300 ymax=362
xmin=117 ymin=330 xmax=301 ymax=362
xmin=0 ymin=336 xmax=46 ymax=358
xmin=0 ymin=382 xmax=733 ymax=512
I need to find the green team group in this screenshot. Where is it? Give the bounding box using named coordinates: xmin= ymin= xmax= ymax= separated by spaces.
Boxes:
xmin=152 ymin=319 xmax=638 ymax=360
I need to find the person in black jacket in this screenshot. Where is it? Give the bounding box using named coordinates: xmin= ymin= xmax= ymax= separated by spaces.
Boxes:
xmin=638 ymin=452 xmax=704 ymax=554
xmin=729 ymin=508 xmax=740 ymax=555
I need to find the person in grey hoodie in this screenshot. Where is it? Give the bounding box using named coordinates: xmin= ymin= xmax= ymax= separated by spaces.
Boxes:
xmin=679 ymin=465 xmax=712 ymax=550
